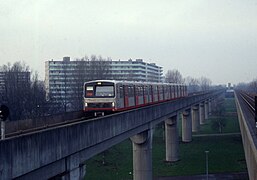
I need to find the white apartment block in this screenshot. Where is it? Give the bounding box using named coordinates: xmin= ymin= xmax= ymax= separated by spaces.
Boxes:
xmin=109 ymin=59 xmax=163 ymax=82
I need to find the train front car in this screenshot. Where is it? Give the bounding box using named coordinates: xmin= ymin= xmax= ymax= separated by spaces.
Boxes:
xmin=84 ymin=80 xmax=116 ymax=115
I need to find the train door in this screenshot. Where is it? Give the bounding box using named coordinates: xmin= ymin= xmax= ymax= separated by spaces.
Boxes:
xmin=178 ymin=85 xmax=181 ymax=98
xmin=124 ymin=85 xmax=129 ymax=108
xmin=164 ymin=85 xmax=167 ymax=100
xmin=174 ymin=85 xmax=178 ymax=98
xmin=170 ymin=85 xmax=174 ymax=99
xmin=143 ymin=85 xmax=148 ymax=104
xmin=159 ymin=85 xmax=164 ymax=101
xmin=137 ymin=85 xmax=144 ymax=105
xmin=153 ymin=85 xmax=158 ymax=102
xmin=179 ymin=85 xmax=182 ymax=97
xmin=165 ymin=85 xmax=169 ymax=100
xmin=168 ymin=85 xmax=172 ymax=100
xmin=116 ymin=84 xmax=124 ymax=109
xmin=149 ymin=85 xmax=153 ymax=103
xmin=134 ymin=84 xmax=139 ymax=106
xmin=128 ymin=85 xmax=135 ymax=107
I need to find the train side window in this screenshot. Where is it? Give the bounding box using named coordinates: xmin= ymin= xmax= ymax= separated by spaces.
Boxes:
xmin=128 ymin=85 xmax=134 ymax=97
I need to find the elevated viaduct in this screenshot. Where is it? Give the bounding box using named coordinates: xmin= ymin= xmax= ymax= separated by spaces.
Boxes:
xmin=0 ymin=90 xmax=223 ymax=180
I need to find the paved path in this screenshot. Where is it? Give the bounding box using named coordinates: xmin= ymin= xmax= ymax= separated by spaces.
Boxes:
xmin=193 ymin=132 xmax=241 ymax=137
xmin=154 ymin=172 xmax=248 ymax=180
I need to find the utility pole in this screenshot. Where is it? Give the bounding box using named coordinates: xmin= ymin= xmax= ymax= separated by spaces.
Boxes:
xmin=255 ymin=96 xmax=257 ymax=131
xmin=205 ymin=150 xmax=209 ymax=180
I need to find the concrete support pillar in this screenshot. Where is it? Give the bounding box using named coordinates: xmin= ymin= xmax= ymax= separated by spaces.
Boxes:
xmin=62 ymin=156 xmax=86 ymax=180
xmin=1 ymin=121 xmax=5 ymax=140
xmin=204 ymin=101 xmax=209 ymax=120
xmin=200 ymin=102 xmax=205 ymax=125
xmin=130 ymin=129 xmax=153 ymax=180
xmin=213 ymin=98 xmax=218 ymax=112
xmin=192 ymin=105 xmax=200 ymax=132
xmin=182 ymin=109 xmax=192 ymax=142
xmin=208 ymin=99 xmax=212 ymax=115
xmin=165 ymin=115 xmax=179 ymax=162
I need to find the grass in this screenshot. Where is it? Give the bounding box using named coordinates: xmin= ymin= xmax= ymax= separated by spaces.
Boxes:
xmin=196 ymin=98 xmax=240 ymax=134
xmin=84 ymin=98 xmax=247 ymax=180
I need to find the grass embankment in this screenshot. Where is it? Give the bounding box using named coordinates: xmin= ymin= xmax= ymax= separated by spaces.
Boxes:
xmin=84 ymin=98 xmax=247 ymax=180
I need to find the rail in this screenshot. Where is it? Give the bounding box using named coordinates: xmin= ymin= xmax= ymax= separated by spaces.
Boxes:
xmin=237 ymin=90 xmax=257 ymax=130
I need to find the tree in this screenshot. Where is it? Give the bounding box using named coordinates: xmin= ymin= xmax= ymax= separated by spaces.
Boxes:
xmin=199 ymin=76 xmax=212 ymax=91
xmin=248 ymin=79 xmax=257 ymax=93
xmin=165 ymin=69 xmax=184 ymax=83
xmin=185 ymin=76 xmax=200 ymax=93
xmin=211 ymin=103 xmax=226 ymax=133
xmin=70 ymin=58 xmax=88 ymax=111
xmin=0 ymin=62 xmax=47 ymax=120
xmin=28 ymin=72 xmax=48 ymax=118
xmin=87 ymin=55 xmax=111 ymax=81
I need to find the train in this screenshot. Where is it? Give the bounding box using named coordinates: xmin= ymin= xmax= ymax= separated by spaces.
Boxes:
xmin=83 ymin=80 xmax=187 ymax=115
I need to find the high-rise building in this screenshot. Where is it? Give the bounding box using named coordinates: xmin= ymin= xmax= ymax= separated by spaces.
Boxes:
xmin=45 ymin=57 xmax=163 ymax=111
xmin=109 ymin=59 xmax=163 ymax=82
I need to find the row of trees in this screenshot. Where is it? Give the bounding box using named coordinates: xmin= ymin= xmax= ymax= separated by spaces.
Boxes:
xmin=165 ymin=69 xmax=212 ymax=93
xmin=0 ymin=62 xmax=48 ymax=120
xmin=235 ymin=78 xmax=257 ymax=93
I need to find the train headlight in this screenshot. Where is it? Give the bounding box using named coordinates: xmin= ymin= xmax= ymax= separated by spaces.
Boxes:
xmin=85 ymin=103 xmax=88 ymax=107
xmin=112 ymin=102 xmax=115 ymax=107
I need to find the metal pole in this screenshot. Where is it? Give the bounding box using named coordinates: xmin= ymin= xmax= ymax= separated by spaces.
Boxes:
xmin=205 ymin=151 xmax=209 ymax=180
xmin=255 ymin=96 xmax=257 ymax=130
xmin=1 ymin=120 xmax=5 ymax=140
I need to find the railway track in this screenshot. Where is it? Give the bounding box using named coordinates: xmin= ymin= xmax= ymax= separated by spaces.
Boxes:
xmin=237 ymin=90 xmax=257 ymax=129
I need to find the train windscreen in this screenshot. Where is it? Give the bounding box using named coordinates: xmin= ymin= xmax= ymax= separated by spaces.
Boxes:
xmin=85 ymin=82 xmax=115 ymax=97
xmin=95 ymin=86 xmax=114 ymax=97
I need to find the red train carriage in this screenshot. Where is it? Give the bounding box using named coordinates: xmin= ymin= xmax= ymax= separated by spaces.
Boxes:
xmin=83 ymin=80 xmax=187 ymax=113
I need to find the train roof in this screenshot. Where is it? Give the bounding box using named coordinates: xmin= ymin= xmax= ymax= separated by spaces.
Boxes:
xmin=84 ymin=79 xmax=186 ymax=86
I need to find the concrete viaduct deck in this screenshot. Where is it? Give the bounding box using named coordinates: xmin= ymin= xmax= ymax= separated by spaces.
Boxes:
xmin=0 ymin=90 xmax=223 ymax=180
xmin=235 ymin=91 xmax=257 ymax=180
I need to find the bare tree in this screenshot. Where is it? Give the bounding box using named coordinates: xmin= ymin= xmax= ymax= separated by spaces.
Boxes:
xmin=28 ymin=72 xmax=48 ymax=118
xmin=165 ymin=69 xmax=184 ymax=83
xmin=70 ymin=58 xmax=87 ymax=110
xmin=248 ymin=78 xmax=257 ymax=93
xmin=0 ymin=62 xmax=47 ymax=120
xmin=199 ymin=76 xmax=212 ymax=91
xmin=185 ymin=76 xmax=200 ymax=93
xmin=87 ymin=55 xmax=111 ymax=81
xmin=211 ymin=103 xmax=226 ymax=133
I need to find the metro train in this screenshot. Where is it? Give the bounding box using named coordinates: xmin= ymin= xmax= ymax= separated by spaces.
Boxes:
xmin=83 ymin=80 xmax=187 ymax=114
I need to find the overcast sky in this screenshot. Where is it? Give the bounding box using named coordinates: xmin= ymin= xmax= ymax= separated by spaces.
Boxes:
xmin=1 ymin=0 xmax=257 ymax=85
